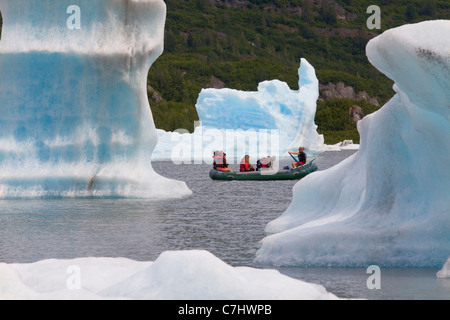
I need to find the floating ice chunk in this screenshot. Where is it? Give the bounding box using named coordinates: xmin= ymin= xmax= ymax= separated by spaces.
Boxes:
xmin=152 ymin=59 xmax=324 ymax=162
xmin=0 ymin=250 xmax=340 ymax=300
xmin=320 ymin=140 xmax=360 ymax=151
xmin=437 ymin=257 xmax=450 ymax=279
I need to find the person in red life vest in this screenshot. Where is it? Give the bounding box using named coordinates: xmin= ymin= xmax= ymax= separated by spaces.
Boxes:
xmin=289 ymin=147 xmax=307 ymax=168
xmin=240 ymin=155 xmax=255 ymax=172
xmin=256 ymin=156 xmax=275 ymax=170
xmin=213 ymin=151 xmax=233 ymax=172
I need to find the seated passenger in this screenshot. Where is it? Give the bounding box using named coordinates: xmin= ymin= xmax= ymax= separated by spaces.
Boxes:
xmin=240 ymin=155 xmax=255 ymax=172
xmin=213 ymin=151 xmax=232 ymax=172
xmin=256 ymin=156 xmax=275 ymax=171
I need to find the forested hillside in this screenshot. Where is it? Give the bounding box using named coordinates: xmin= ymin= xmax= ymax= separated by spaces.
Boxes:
xmin=147 ymin=0 xmax=449 ymax=143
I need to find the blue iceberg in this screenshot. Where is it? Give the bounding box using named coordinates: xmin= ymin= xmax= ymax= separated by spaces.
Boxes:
xmin=255 ymin=21 xmax=450 ymax=268
xmin=152 ymin=58 xmax=325 ymax=162
xmin=0 ymin=0 xmax=191 ymax=199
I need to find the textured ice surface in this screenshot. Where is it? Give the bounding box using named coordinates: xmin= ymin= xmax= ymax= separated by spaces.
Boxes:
xmin=437 ymin=257 xmax=450 ymax=279
xmin=0 ymin=0 xmax=191 ymax=199
xmin=152 ymin=59 xmax=324 ymax=162
xmin=0 ymin=250 xmax=339 ymax=300
xmin=436 ymin=258 xmax=450 ymax=279
xmin=255 ymin=21 xmax=450 ymax=268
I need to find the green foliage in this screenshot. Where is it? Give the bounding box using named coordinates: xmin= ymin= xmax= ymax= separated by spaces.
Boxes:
xmin=150 ymin=100 xmax=199 ymax=133
xmin=320 ymin=0 xmax=338 ymax=25
xmin=315 ymin=98 xmax=380 ymax=144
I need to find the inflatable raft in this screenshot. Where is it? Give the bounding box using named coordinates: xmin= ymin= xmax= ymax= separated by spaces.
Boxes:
xmin=209 ymin=163 xmax=318 ymax=181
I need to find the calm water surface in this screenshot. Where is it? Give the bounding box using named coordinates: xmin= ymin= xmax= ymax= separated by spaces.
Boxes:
xmin=1 ymin=150 xmax=449 ymax=300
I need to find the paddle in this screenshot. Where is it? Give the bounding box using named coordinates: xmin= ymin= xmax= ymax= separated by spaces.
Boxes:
xmin=289 ymin=152 xmax=311 ymax=174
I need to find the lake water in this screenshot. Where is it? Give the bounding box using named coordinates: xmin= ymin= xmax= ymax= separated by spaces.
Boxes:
xmin=1 ymin=150 xmax=449 ymax=300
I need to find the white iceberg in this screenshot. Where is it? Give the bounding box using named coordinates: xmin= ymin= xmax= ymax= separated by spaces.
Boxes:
xmin=152 ymin=58 xmax=324 ymax=163
xmin=0 ymin=0 xmax=191 ymax=199
xmin=0 ymin=250 xmax=339 ymax=300
xmin=320 ymin=140 xmax=360 ymax=151
xmin=255 ymin=21 xmax=450 ymax=268
xmin=437 ymin=257 xmax=450 ymax=279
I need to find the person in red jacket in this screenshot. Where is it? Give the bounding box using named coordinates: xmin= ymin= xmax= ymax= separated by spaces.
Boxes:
xmin=240 ymin=155 xmax=255 ymax=172
xmin=213 ymin=151 xmax=232 ymax=172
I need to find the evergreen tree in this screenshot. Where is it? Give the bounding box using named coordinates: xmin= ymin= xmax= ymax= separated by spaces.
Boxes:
xmin=421 ymin=0 xmax=436 ymax=17
xmin=405 ymin=4 xmax=417 ymax=21
xmin=320 ymin=0 xmax=337 ymax=25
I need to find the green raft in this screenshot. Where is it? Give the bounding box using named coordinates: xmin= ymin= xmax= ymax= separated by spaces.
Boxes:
xmin=209 ymin=163 xmax=318 ymax=181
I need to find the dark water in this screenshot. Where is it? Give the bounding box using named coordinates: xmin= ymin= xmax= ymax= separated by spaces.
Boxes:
xmin=1 ymin=150 xmax=449 ymax=300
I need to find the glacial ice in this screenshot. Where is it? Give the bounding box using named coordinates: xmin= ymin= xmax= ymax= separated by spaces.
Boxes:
xmin=152 ymin=58 xmax=325 ymax=162
xmin=437 ymin=257 xmax=450 ymax=279
xmin=0 ymin=0 xmax=191 ymax=199
xmin=0 ymin=250 xmax=339 ymax=300
xmin=255 ymin=20 xmax=450 ymax=268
